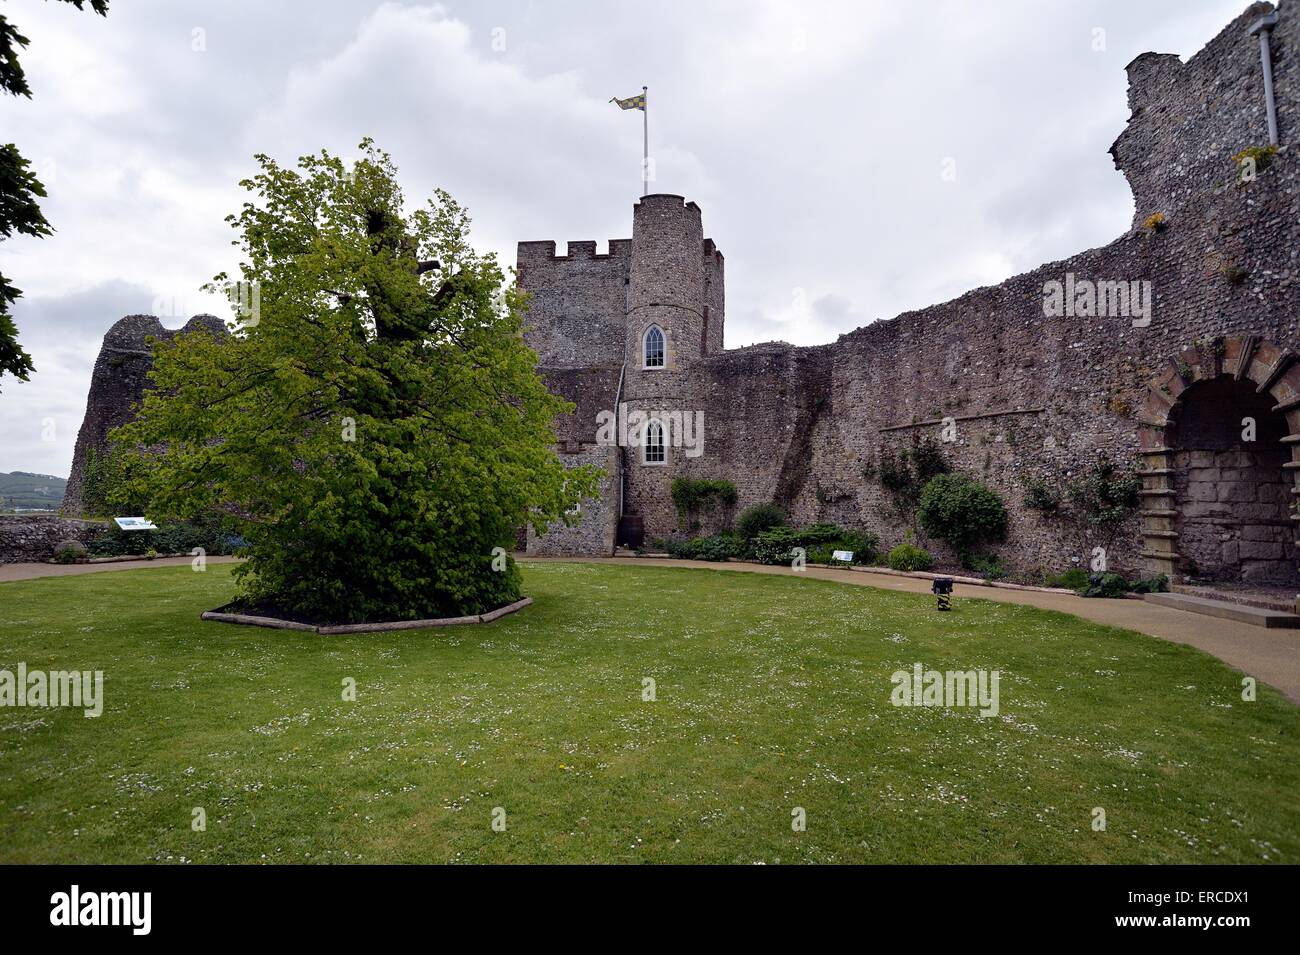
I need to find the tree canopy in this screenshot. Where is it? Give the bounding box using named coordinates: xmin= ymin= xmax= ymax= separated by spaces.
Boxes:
xmin=0 ymin=0 xmax=110 ymax=391
xmin=114 ymin=140 xmax=595 ymax=622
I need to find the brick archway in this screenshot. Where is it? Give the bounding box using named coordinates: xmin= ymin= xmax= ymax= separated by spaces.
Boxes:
xmin=1139 ymin=337 xmax=1300 ymax=581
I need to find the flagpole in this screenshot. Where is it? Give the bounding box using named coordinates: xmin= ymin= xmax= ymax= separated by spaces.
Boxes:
xmin=642 ymin=85 xmax=648 ymax=197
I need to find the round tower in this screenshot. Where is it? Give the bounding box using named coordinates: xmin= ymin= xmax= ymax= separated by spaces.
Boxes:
xmin=626 ymin=194 xmax=707 ymax=379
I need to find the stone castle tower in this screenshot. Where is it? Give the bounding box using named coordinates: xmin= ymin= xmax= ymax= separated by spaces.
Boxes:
xmin=517 ymin=194 xmax=727 ymax=556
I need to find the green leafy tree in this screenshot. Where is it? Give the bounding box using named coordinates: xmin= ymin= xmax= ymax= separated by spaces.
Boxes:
xmin=0 ymin=1 xmax=109 ymax=390
xmin=114 ymin=140 xmax=595 ymax=622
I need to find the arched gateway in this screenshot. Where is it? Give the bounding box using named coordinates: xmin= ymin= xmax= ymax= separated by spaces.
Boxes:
xmin=1139 ymin=337 xmax=1300 ymax=586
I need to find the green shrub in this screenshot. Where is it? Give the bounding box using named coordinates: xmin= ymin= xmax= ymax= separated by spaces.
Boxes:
xmin=917 ymin=472 xmax=1007 ymax=558
xmin=87 ymin=520 xmax=241 ymax=558
xmin=1023 ymin=478 xmax=1061 ymax=514
xmin=806 ymin=529 xmax=878 ymax=565
xmin=665 ymin=533 xmax=742 ymax=562
xmin=877 ymin=437 xmax=949 ymax=510
xmin=749 ymin=523 xmax=878 ymax=566
xmin=1130 ymin=574 xmax=1169 ymax=594
xmin=887 ymin=542 xmax=933 ymax=572
xmin=798 ymin=523 xmax=855 ymax=547
xmin=964 ymin=552 xmax=1006 ymax=580
xmin=1078 ymin=572 xmax=1130 ymax=598
xmin=1068 ymin=459 xmax=1140 ymax=530
xmin=736 ymin=503 xmax=786 ymax=542
xmin=751 ymin=527 xmax=803 ymax=565
xmin=1045 ymin=567 xmax=1090 ymax=590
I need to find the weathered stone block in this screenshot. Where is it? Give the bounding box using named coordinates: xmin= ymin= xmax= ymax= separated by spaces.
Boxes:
xmin=1239 ymin=540 xmax=1284 ymax=560
xmin=1217 ymin=483 xmax=1257 ymax=503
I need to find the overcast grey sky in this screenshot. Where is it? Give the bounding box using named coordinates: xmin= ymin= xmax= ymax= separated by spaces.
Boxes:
xmin=0 ymin=0 xmax=1250 ymax=476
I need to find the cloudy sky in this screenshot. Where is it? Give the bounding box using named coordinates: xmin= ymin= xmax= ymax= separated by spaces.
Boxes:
xmin=0 ymin=0 xmax=1251 ymax=476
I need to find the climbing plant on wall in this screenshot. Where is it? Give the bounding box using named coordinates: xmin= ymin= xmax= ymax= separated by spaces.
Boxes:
xmin=1067 ymin=458 xmax=1141 ymax=531
xmin=670 ymin=477 xmax=737 ymax=531
xmin=875 ymin=434 xmax=949 ymax=517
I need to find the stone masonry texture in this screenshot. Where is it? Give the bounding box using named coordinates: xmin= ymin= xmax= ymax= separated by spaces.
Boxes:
xmin=0 ymin=515 xmax=108 ymax=564
xmin=520 ymin=2 xmax=1300 ymax=581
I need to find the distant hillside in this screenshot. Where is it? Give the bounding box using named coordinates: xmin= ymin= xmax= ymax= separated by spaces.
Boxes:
xmin=0 ymin=471 xmax=67 ymax=511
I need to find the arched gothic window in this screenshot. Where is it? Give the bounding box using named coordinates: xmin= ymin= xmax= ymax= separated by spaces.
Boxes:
xmin=643 ymin=418 xmax=666 ymax=464
xmin=643 ymin=325 xmax=665 ymax=368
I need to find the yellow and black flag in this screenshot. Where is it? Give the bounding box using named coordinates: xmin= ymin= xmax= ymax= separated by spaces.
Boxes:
xmin=611 ymin=86 xmax=649 ymax=196
xmin=610 ymin=91 xmax=646 ymax=111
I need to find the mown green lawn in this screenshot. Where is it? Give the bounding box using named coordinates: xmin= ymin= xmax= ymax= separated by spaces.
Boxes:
xmin=0 ymin=561 xmax=1296 ymax=863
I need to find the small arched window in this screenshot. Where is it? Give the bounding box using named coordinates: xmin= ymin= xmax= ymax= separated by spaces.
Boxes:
xmin=643 ymin=325 xmax=665 ymax=368
xmin=643 ymin=418 xmax=666 ymax=465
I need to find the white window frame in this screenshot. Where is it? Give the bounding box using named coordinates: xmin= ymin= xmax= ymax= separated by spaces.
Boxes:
xmin=642 ymin=418 xmax=667 ymax=466
xmin=642 ymin=324 xmax=666 ymax=370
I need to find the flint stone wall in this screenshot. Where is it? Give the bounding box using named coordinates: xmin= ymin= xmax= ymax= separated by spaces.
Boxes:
xmin=522 ymin=3 xmax=1300 ymax=580
xmin=0 ymin=515 xmax=109 ymax=564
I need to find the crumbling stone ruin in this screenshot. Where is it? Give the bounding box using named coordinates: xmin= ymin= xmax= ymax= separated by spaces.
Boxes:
xmin=63 ymin=314 xmax=227 ymax=515
xmin=66 ymin=3 xmax=1300 ymax=587
xmin=521 ymin=2 xmax=1300 ymax=586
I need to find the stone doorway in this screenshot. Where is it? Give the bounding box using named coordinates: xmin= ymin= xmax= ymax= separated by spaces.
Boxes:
xmin=1138 ymin=337 xmax=1300 ymax=590
xmin=1168 ymin=376 xmax=1297 ymax=585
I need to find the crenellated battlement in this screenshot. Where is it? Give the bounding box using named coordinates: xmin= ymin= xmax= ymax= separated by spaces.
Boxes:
xmin=519 ymin=191 xmax=727 ymax=371
xmin=516 ymin=238 xmax=634 ymax=263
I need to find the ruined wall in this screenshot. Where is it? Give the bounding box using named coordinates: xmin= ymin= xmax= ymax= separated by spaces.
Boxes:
xmin=0 ymin=515 xmax=108 ymax=564
xmin=1113 ymin=2 xmax=1288 ymax=229
xmin=64 ymin=314 xmax=227 ymax=515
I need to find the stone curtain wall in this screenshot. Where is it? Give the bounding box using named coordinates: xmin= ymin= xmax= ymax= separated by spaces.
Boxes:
xmin=524 ymin=445 xmax=619 ymax=556
xmin=0 ymin=515 xmax=108 ymax=564
xmin=521 ymin=1 xmax=1300 ymax=576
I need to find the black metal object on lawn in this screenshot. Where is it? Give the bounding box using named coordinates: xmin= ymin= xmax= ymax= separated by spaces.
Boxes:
xmin=931 ymin=576 xmax=953 ymax=611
